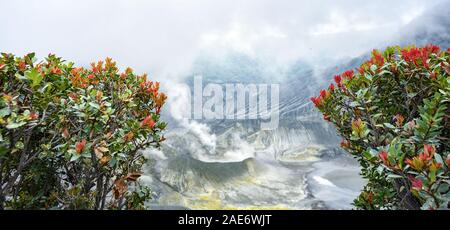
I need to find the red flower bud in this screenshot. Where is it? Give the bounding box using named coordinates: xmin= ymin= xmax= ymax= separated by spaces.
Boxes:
xmin=310 ymin=96 xmax=321 ymax=107
xmin=379 ymin=150 xmax=389 ymax=165
xmin=333 ymin=75 xmax=342 ymax=87
xmin=29 ymin=112 xmax=39 ymax=120
xmin=342 ymin=70 xmax=354 ymax=80
xmin=320 ymin=89 xmax=327 ymax=98
xmin=328 ymin=83 xmax=334 ymax=91
xmin=409 ymin=176 xmax=423 ymax=190
xmin=75 ymin=139 xmax=87 ymax=154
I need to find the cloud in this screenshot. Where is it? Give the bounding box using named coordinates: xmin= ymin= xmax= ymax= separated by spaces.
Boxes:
xmin=0 ymin=0 xmax=445 ymax=79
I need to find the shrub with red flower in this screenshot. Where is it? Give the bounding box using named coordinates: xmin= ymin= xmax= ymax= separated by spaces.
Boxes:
xmin=311 ymin=45 xmax=450 ymax=210
xmin=0 ymin=53 xmax=167 ymax=209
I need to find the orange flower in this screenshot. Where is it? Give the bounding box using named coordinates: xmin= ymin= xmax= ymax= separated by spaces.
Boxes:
xmin=96 ymin=91 xmax=103 ymax=102
xmin=393 ymin=114 xmax=405 ymax=127
xmin=154 ymin=92 xmax=167 ymax=113
xmin=123 ymin=132 xmax=135 ymax=142
xmin=18 ymin=61 xmax=26 ymax=71
xmin=51 ymin=67 xmax=61 ymax=75
xmin=140 ymin=115 xmax=156 ymax=129
xmin=62 ymin=128 xmax=70 ymax=139
xmin=446 ymin=155 xmax=450 ymax=167
xmin=351 ymin=118 xmax=364 ymax=133
xmin=370 ymin=49 xmax=385 ymax=67
xmin=340 ymin=139 xmax=350 ymax=149
xmin=405 ymin=157 xmax=425 ymax=171
xmin=75 ymin=139 xmax=87 ymax=154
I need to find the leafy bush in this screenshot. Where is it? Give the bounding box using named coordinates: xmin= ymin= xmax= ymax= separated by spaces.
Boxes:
xmin=311 ymin=45 xmax=450 ymax=210
xmin=0 ymin=53 xmax=167 ymax=209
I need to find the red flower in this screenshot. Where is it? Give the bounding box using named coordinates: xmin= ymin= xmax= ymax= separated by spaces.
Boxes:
xmin=357 ymin=67 xmax=364 ymax=75
xmin=401 ymin=45 xmax=440 ymax=69
xmin=418 ymin=144 xmax=435 ymax=162
xmin=0 ymin=64 xmax=5 ymax=70
xmin=328 ymin=83 xmax=335 ymax=91
xmin=29 ymin=112 xmax=39 ymax=120
xmin=333 ymin=75 xmax=342 ymax=87
xmin=423 ymin=144 xmax=435 ymax=157
xmin=430 ymin=72 xmax=437 ymax=80
xmin=141 ymin=115 xmax=156 ymax=129
xmin=379 ymin=150 xmax=389 ymax=165
xmin=310 ymin=96 xmax=322 ymax=107
xmin=75 ymin=139 xmax=87 ymax=154
xmin=18 ymin=61 xmax=26 ymax=71
xmin=342 ymin=70 xmax=354 ymax=80
xmin=446 ymin=155 xmax=450 ymax=166
xmin=370 ymin=49 xmax=385 ymax=68
xmin=424 ymin=44 xmax=440 ymax=54
xmin=410 ymin=176 xmax=423 ymax=190
xmin=323 ymin=114 xmax=331 ymax=122
xmin=320 ymin=89 xmax=327 ymax=98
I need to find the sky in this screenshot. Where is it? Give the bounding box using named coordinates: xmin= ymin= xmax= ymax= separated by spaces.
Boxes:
xmin=0 ymin=0 xmax=447 ymax=79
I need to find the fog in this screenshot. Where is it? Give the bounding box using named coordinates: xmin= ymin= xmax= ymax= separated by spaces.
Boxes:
xmin=0 ymin=0 xmax=447 ymax=79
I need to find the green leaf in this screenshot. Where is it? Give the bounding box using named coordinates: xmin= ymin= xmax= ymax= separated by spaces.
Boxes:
xmin=6 ymin=121 xmax=26 ymax=129
xmin=362 ymin=151 xmax=374 ymax=160
xmin=89 ymin=102 xmax=100 ymax=110
xmin=384 ymin=123 xmax=396 ymax=129
xmin=370 ymin=64 xmax=378 ymax=73
xmin=25 ymin=68 xmax=43 ymax=88
xmin=0 ymin=107 xmax=11 ymax=117
xmin=0 ymin=146 xmax=8 ymax=158
xmin=434 ymin=154 xmax=444 ymax=165
xmin=387 ymin=174 xmax=403 ymax=179
xmin=437 ymin=183 xmax=449 ymax=193
xmin=70 ymin=154 xmax=81 ymax=162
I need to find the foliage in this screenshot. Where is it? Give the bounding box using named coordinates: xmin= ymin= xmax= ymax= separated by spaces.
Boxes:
xmin=311 ymin=45 xmax=450 ymax=210
xmin=0 ymin=53 xmax=167 ymax=209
